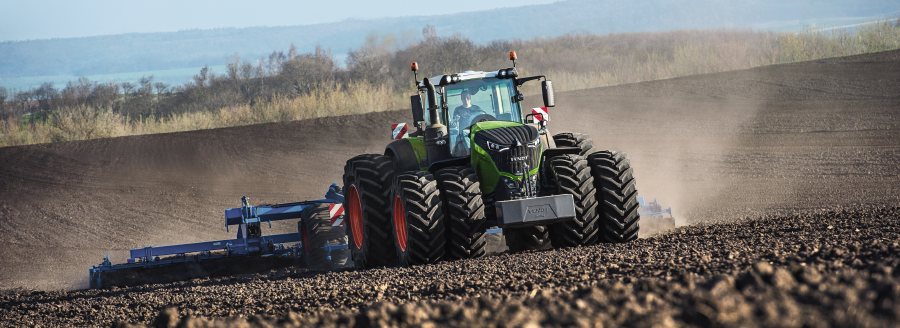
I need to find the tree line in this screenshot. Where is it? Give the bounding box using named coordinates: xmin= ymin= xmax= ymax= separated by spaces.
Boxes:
xmin=3 ymin=18 xmax=899 ymax=124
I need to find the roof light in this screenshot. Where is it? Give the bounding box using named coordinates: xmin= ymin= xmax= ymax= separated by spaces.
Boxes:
xmin=499 ymin=70 xmax=507 ymax=78
xmin=507 ymin=68 xmax=518 ymax=78
xmin=509 ymin=51 xmax=517 ymax=60
xmin=443 ymin=75 xmax=452 ymax=85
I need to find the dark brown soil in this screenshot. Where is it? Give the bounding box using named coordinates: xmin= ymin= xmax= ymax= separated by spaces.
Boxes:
xmin=0 ymin=49 xmax=898 ymax=327
xmin=116 ymin=205 xmax=900 ymax=328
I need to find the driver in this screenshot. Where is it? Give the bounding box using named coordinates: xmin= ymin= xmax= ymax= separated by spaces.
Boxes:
xmin=452 ymin=89 xmax=484 ymax=129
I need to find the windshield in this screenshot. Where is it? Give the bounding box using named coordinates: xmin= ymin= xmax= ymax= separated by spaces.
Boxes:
xmin=444 ymin=78 xmax=521 ymax=157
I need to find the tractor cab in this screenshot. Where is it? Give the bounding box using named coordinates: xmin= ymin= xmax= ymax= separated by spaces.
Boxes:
xmin=418 ymin=71 xmax=524 ymax=157
xmin=411 ymin=58 xmax=554 ymax=165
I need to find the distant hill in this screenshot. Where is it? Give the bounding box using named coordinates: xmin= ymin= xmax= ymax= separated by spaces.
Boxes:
xmin=1 ymin=0 xmax=897 ymax=84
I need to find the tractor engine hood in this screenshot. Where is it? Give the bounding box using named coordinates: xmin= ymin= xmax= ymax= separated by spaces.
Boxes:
xmin=469 ymin=121 xmax=543 ymax=196
xmin=471 ymin=123 xmax=540 ymax=151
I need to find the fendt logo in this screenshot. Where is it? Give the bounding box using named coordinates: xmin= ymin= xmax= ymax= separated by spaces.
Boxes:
xmin=511 ymin=156 xmax=528 ymax=161
xmin=527 ymin=207 xmax=547 ymax=213
xmin=525 ymin=204 xmax=554 ymax=219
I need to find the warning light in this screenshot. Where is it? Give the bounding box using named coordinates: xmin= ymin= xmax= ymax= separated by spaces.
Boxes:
xmin=411 ymin=62 xmax=419 ymax=71
xmin=509 ymin=51 xmax=517 ymax=60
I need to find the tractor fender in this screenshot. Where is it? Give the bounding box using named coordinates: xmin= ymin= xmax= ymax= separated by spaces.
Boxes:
xmin=428 ymin=157 xmax=471 ymax=174
xmin=541 ymin=147 xmax=581 ymax=161
xmin=385 ymin=138 xmax=423 ymax=173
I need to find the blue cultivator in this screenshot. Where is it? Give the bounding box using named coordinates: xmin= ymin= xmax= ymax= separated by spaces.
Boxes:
xmin=636 ymin=196 xmax=676 ymax=232
xmin=637 ymin=196 xmax=673 ymax=218
xmin=89 ymin=184 xmax=348 ymax=289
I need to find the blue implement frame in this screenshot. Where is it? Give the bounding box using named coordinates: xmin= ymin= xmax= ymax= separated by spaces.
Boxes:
xmin=89 ymin=184 xmax=346 ymax=289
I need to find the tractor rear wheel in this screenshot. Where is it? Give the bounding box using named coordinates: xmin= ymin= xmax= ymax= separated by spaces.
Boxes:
xmin=343 ymin=154 xmax=397 ymax=268
xmin=391 ymin=171 xmax=446 ymax=266
xmin=436 ymin=166 xmax=487 ymax=261
xmin=299 ymin=203 xmax=347 ymax=271
xmin=505 ymin=225 xmax=552 ymax=252
xmin=553 ymin=132 xmax=594 ymax=156
xmin=588 ymin=151 xmax=641 ymax=243
xmin=547 ymin=154 xmax=600 ymax=248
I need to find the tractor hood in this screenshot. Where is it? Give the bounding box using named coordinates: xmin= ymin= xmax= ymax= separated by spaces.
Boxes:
xmin=471 ymin=121 xmax=540 ymax=150
xmin=469 ymin=121 xmax=542 ymax=196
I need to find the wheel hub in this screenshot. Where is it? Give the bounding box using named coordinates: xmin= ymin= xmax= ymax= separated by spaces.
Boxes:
xmin=347 ymin=184 xmax=364 ymax=249
xmin=393 ymin=195 xmax=408 ymax=251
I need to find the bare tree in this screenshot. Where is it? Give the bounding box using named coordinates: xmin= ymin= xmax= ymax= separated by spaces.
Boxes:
xmin=347 ymin=32 xmax=396 ymax=84
xmin=14 ymin=89 xmax=34 ymax=113
xmin=121 ymin=82 xmax=136 ymax=95
xmin=193 ymin=66 xmax=210 ymax=88
xmin=227 ymin=53 xmax=241 ymax=81
xmin=34 ymin=82 xmax=57 ymax=112
xmin=0 ymin=87 xmax=7 ymax=113
xmin=153 ymin=82 xmax=170 ymax=96
xmin=138 ymin=75 xmax=154 ymax=93
xmin=422 ymin=24 xmax=437 ymax=41
xmin=288 ymin=43 xmax=297 ymax=60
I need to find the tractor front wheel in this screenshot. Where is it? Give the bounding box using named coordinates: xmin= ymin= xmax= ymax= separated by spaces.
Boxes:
xmin=391 ymin=171 xmax=446 ymax=266
xmin=547 ymin=154 xmax=600 ymax=248
xmin=436 ymin=166 xmax=487 ymax=261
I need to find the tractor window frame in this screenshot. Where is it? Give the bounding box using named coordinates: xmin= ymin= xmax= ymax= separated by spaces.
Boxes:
xmin=444 ymin=78 xmax=522 ymax=126
xmin=443 ymin=78 xmax=522 ymax=158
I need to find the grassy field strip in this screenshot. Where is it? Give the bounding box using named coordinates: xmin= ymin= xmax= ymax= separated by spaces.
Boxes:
xmin=1 ymin=19 xmax=898 ymax=147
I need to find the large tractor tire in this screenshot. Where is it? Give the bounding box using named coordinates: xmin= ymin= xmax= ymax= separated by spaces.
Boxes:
xmin=391 ymin=171 xmax=446 ymax=266
xmin=547 ymin=154 xmax=600 ymax=248
xmin=588 ymin=151 xmax=641 ymax=243
xmin=299 ymin=203 xmax=347 ymax=271
xmin=505 ymin=226 xmax=552 ymax=252
xmin=436 ymin=166 xmax=487 ymax=261
xmin=553 ymin=132 xmax=594 ymax=157
xmin=343 ymin=154 xmax=397 ymax=268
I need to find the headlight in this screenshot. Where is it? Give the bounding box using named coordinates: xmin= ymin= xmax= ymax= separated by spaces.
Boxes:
xmin=502 ymin=177 xmax=518 ymax=189
xmin=527 ymin=137 xmax=540 ymax=148
xmin=486 ymin=140 xmax=510 ymax=152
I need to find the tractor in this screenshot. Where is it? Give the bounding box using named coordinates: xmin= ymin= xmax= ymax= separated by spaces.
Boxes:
xmin=342 ymin=52 xmax=641 ymax=268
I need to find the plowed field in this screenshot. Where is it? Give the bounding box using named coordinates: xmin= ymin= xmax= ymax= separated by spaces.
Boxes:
xmin=1 ymin=50 xmax=898 ymax=327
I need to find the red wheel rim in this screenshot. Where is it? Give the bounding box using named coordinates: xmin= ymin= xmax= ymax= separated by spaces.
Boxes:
xmin=347 ymin=184 xmax=364 ymax=249
xmin=301 ymin=221 xmax=310 ymax=256
xmin=393 ymin=195 xmax=408 ymax=251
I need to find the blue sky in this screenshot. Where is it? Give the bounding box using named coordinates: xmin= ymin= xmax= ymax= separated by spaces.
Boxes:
xmin=0 ymin=0 xmax=558 ymax=42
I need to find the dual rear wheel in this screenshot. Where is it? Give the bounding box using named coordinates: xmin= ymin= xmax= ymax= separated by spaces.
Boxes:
xmin=344 ymin=156 xmax=488 ymax=269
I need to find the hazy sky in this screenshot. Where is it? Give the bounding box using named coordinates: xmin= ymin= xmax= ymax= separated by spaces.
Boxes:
xmin=0 ymin=0 xmax=559 ymax=42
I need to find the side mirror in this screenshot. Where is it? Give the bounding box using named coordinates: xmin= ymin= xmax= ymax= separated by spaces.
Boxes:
xmin=410 ymin=95 xmax=424 ymax=123
xmin=542 ymin=80 xmax=555 ymax=107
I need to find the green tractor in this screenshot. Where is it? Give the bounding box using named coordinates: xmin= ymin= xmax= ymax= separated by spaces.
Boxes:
xmin=343 ymin=52 xmax=641 ymax=268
